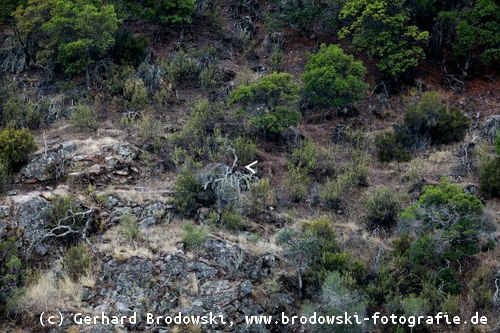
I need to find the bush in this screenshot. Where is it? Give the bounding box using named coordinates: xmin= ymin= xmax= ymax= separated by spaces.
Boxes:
xmin=163 ymin=50 xmax=200 ymax=88
xmin=479 ymin=158 xmax=500 ymax=197
xmin=301 ymin=44 xmax=367 ymax=108
xmin=267 ymin=0 xmax=344 ymax=35
xmin=282 ymin=167 xmax=310 ymax=202
xmin=183 ymin=224 xmax=208 ymax=250
xmin=287 ymin=140 xmax=319 ymax=174
xmin=220 ymin=209 xmax=244 ymax=230
xmin=233 ymin=136 xmax=257 ymax=165
xmin=318 ymin=175 xmax=348 ymax=209
xmin=0 ymin=157 xmax=11 ymax=193
xmin=363 ymin=187 xmax=402 ymax=229
xmin=119 ymin=212 xmax=140 ymax=240
xmin=375 ymin=92 xmax=469 ymax=161
xmin=123 ymin=0 xmax=195 ymax=24
xmin=403 ymin=92 xmax=469 ymax=147
xmin=228 ymin=72 xmax=301 ymax=136
xmin=374 ymin=132 xmax=411 ymax=163
xmin=248 ymin=178 xmax=274 ymax=214
xmin=173 ymin=169 xmax=205 ymax=217
xmin=111 ymin=28 xmax=148 ymax=66
xmin=306 ymin=217 xmax=338 ymax=253
xmin=0 ymin=128 xmax=37 ymax=168
xmin=70 ymin=104 xmax=98 ymax=132
xmin=123 ymin=78 xmax=148 ymax=108
xmin=63 ymin=243 xmax=92 ymax=280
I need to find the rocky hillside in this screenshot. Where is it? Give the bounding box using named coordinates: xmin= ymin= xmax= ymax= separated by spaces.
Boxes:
xmin=1 ymin=0 xmax=500 ymax=333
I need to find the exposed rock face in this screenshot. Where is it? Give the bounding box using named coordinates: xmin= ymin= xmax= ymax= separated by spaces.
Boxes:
xmin=21 ymin=141 xmax=76 ymax=182
xmin=12 ymin=194 xmax=52 ymax=254
xmin=73 ymin=238 xmax=289 ymax=332
xmin=482 ymin=115 xmax=500 ymax=142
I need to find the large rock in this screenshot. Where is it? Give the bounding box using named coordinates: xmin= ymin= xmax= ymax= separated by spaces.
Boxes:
xmin=12 ymin=194 xmax=52 ymax=253
xmin=482 ymin=115 xmax=500 ymax=142
xmin=21 ymin=142 xmax=76 ymax=182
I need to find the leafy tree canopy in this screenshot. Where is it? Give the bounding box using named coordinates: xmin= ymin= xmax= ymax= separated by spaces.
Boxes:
xmin=15 ymin=0 xmax=120 ymax=79
xmin=43 ymin=0 xmax=120 ymax=74
xmin=228 ymin=72 xmax=301 ymax=135
xmin=339 ymin=0 xmax=429 ymax=78
xmin=267 ymin=0 xmax=345 ymax=35
xmin=301 ymin=44 xmax=367 ymax=108
xmin=117 ymin=0 xmax=195 ymax=24
xmin=0 ymin=0 xmax=26 ymax=23
xmin=453 ymin=0 xmax=500 ymax=67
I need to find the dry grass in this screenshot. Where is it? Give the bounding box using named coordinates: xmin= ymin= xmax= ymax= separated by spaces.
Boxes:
xmin=96 ymin=186 xmax=174 ymax=206
xmin=97 ymin=220 xmax=187 ymax=260
xmin=13 ymin=269 xmax=95 ymax=314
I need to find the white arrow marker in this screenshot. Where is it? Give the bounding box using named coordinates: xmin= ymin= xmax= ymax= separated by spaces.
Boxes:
xmin=245 ymin=160 xmax=258 ymax=174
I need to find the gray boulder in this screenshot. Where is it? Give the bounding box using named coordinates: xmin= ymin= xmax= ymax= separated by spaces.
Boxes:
xmin=13 ymin=194 xmax=52 ymax=252
xmin=21 ymin=142 xmax=76 ymax=182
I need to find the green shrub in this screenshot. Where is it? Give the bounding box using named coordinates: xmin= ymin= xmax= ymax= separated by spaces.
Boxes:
xmin=233 ymin=136 xmax=257 ymax=165
xmin=479 ymin=157 xmax=500 ymax=197
xmin=287 ymin=140 xmax=319 ymax=174
xmin=199 ymin=64 xmax=224 ymax=92
xmin=248 ymin=106 xmax=302 ymax=135
xmin=70 ymin=104 xmax=98 ymax=132
xmin=111 ymin=28 xmax=148 ymax=66
xmin=123 ymin=0 xmax=195 ymax=24
xmin=339 ymin=0 xmax=429 ymax=78
xmin=0 ymin=157 xmax=11 ymax=193
xmin=416 ymin=178 xmax=483 ymax=215
xmin=0 ymin=88 xmax=43 ymax=130
xmin=0 ymin=0 xmax=25 ymax=23
xmin=119 ymin=212 xmax=140 ymax=240
xmin=123 ymin=78 xmax=148 ymax=108
xmin=282 ymin=167 xmax=310 ymax=202
xmin=248 ymin=178 xmax=274 ymax=214
xmin=452 ymin=0 xmax=500 ymax=67
xmin=267 ymin=0 xmax=343 ymax=35
xmin=229 ymin=72 xmax=301 ymax=136
xmin=374 ymin=132 xmax=411 ymax=162
xmin=220 ymin=209 xmax=243 ymax=230
xmin=301 ymin=44 xmax=367 ymax=108
xmin=163 ymin=50 xmax=200 ymax=88
xmin=318 ymin=177 xmax=343 ymax=209
xmin=363 ymin=187 xmax=402 ymax=229
xmin=343 ymin=150 xmax=369 ymax=187
xmin=306 ymin=217 xmax=338 ymax=253
xmin=183 ymin=224 xmax=208 ymax=249
xmin=173 ymin=169 xmax=205 ymax=217
xmin=0 ymin=128 xmax=37 ymax=168
xmin=403 ymin=92 xmax=469 ymax=147
xmin=63 ymin=243 xmax=92 ymax=280
xmin=376 ymin=92 xmax=469 ymax=161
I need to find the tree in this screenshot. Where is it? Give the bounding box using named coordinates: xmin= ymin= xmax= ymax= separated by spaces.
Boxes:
xmin=453 ymin=0 xmax=500 ymax=67
xmin=43 ymin=0 xmax=120 ymax=86
xmin=275 ymin=228 xmax=320 ymax=296
xmin=339 ymin=0 xmax=429 ymax=78
xmin=15 ymin=0 xmax=120 ymax=87
xmin=119 ymin=0 xmax=195 ymax=24
xmin=0 ymin=128 xmax=37 ymax=168
xmin=301 ymin=44 xmax=367 ymax=108
xmin=267 ymin=0 xmax=345 ymax=35
xmin=0 ymin=0 xmax=25 ymax=23
xmin=228 ymin=72 xmax=301 ymax=135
